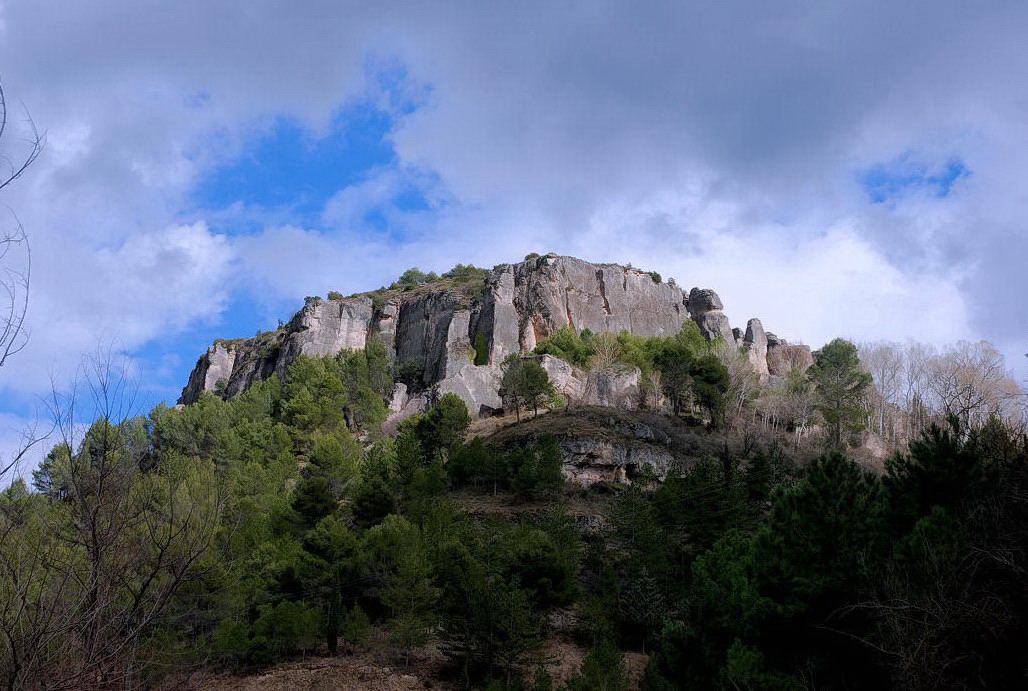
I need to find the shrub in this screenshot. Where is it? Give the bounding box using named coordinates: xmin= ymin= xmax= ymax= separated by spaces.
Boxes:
xmin=327 ymin=290 xmax=344 ymax=301
xmin=442 ymin=263 xmax=489 ymax=282
xmin=534 ymin=326 xmax=596 ymax=367
xmin=474 ymin=332 xmax=489 ymax=365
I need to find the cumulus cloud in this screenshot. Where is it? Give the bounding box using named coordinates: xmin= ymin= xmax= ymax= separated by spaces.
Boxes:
xmin=0 ymin=0 xmax=1024 ymax=433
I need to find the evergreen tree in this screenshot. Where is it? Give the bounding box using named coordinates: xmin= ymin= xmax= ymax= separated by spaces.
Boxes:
xmin=292 ymin=476 xmax=336 ymax=529
xmin=567 ymin=640 xmax=629 ymax=691
xmin=298 ymin=515 xmax=361 ymax=653
xmin=883 ymin=419 xmax=985 ymax=534
xmin=809 ymin=338 xmax=872 ymax=448
xmin=689 ymin=354 xmax=730 ymax=427
xmin=416 ymin=393 xmax=471 ymax=458
xmin=499 ymin=356 xmax=553 ymax=421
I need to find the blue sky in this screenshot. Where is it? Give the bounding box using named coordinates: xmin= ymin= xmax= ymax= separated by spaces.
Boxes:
xmin=858 ymin=155 xmax=970 ymax=204
xmin=0 ymin=1 xmax=1026 ymax=476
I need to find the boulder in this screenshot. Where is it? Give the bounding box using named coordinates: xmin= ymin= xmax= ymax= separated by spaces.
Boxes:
xmin=767 ymin=343 xmax=814 ymax=376
xmin=687 ymin=287 xmax=736 ymax=342
xmin=435 ymin=364 xmax=503 ymax=417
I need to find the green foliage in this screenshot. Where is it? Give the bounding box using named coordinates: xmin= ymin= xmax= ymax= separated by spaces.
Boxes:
xmin=646 ymin=271 xmax=661 ymax=284
xmin=883 ymin=419 xmax=984 ymax=534
xmin=689 ymin=354 xmax=730 ymax=427
xmin=441 ymin=263 xmax=489 ymax=282
xmin=340 ymin=605 xmax=371 ymax=648
xmin=393 ymin=356 xmax=424 ymax=386
xmin=524 ymin=252 xmax=541 ymax=261
xmin=499 ymin=356 xmax=554 ymax=421
xmin=251 ymin=601 xmax=321 ymax=661
xmin=326 ymin=290 xmax=344 ymax=301
xmin=394 ymin=267 xmax=434 ymax=287
xmin=534 ymin=325 xmax=596 ymax=367
xmin=568 ymin=640 xmax=629 ymax=691
xmin=291 ymin=476 xmax=337 ymax=528
xmin=416 ymin=393 xmax=471 ymax=458
xmin=503 ymin=525 xmax=576 ymax=607
xmin=211 ymin=618 xmax=250 ymax=666
xmin=474 ymin=331 xmax=490 ymax=365
xmin=366 ymin=515 xmax=440 ymax=662
xmin=282 ymin=356 xmax=348 ymax=432
xmin=448 ymin=437 xmax=490 ymax=487
xmin=510 ymin=434 xmax=564 ymax=498
xmin=809 ymin=338 xmax=872 ymax=448
xmin=440 ymin=571 xmax=545 ymax=685
xmin=352 ymin=475 xmax=396 ymax=526
xmin=369 ymin=289 xmax=389 ymax=312
xmin=8 ymin=315 xmax=1025 ymax=691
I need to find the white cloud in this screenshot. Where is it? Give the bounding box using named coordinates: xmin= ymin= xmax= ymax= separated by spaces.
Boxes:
xmin=4 ymin=222 xmax=232 ymax=395
xmin=0 ymin=0 xmax=1023 ymax=430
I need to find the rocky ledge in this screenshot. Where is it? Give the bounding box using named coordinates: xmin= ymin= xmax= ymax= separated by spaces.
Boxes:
xmin=180 ymin=254 xmax=812 ymax=417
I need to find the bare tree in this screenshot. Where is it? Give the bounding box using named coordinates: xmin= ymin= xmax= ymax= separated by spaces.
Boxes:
xmin=712 ymin=339 xmax=758 ymax=425
xmin=0 ymin=79 xmax=44 ymax=371
xmin=899 ymin=342 xmax=935 ymax=440
xmin=858 ymin=341 xmax=904 ymax=442
xmin=927 ymin=340 xmax=1021 ymax=431
xmin=583 ymin=332 xmax=632 ymax=408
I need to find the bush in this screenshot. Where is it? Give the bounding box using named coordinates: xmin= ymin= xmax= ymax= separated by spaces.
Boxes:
xmin=251 ymin=601 xmax=321 ymax=660
xmin=395 ymin=267 xmax=433 ymax=287
xmin=533 ymin=326 xmax=596 ymax=367
xmin=647 ymin=271 xmax=661 ymax=284
xmin=341 ymin=605 xmax=371 ymax=648
xmin=442 ymin=263 xmax=489 ymax=282
xmin=567 ymin=640 xmax=628 ymax=691
xmin=474 ymin=332 xmax=490 ymax=366
xmin=327 ymin=290 xmax=344 ymax=301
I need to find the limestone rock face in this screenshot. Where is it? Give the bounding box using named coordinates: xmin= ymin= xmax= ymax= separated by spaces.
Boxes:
xmin=767 ymin=342 xmax=815 ymax=377
xmin=530 ymin=355 xmax=641 ymax=409
xmin=743 ymin=318 xmax=770 ymax=377
xmin=436 ymin=365 xmax=503 ymax=417
xmin=481 ymin=255 xmax=689 ymax=357
xmin=560 ymin=436 xmax=675 ymax=486
xmin=687 ymin=287 xmax=735 ymax=342
xmin=274 ymin=297 xmax=375 ymax=381
xmin=180 ymin=343 xmax=236 ymax=402
xmin=179 ymin=254 xmax=806 ymax=416
xmin=533 ymin=355 xmax=584 ymax=402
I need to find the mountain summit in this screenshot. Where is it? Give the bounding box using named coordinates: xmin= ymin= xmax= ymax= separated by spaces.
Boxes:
xmin=180 ymin=254 xmax=812 ymax=416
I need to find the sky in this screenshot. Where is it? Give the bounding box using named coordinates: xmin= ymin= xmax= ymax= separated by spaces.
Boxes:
xmin=0 ymin=1 xmax=1026 ymax=474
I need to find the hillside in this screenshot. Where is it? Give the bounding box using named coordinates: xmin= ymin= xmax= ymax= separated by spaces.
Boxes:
xmin=3 ymin=255 xmax=1025 ymax=690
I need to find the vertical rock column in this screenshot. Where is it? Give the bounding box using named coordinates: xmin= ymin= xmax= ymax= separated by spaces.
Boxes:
xmin=687 ymin=287 xmax=736 ymax=342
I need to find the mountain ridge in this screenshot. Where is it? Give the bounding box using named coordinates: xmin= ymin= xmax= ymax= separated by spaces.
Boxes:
xmin=179 ymin=253 xmax=813 ymax=416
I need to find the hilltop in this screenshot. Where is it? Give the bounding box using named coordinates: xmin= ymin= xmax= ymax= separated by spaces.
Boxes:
xmin=181 ymin=254 xmax=813 ymax=422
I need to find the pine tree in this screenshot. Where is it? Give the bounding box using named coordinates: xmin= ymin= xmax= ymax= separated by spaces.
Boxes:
xmin=809 ymin=338 xmax=872 ymax=448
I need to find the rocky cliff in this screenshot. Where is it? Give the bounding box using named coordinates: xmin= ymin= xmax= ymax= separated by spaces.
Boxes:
xmin=180 ymin=254 xmax=811 ymax=415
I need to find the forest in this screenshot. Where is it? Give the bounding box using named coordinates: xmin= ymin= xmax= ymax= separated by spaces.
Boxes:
xmin=0 ymin=325 xmax=1025 ymax=690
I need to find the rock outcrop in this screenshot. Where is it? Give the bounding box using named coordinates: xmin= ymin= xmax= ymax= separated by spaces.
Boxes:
xmin=687 ymin=288 xmax=735 ymax=342
xmin=765 ymin=332 xmax=815 ymax=377
xmin=743 ymin=318 xmax=770 ymax=378
xmin=180 ymin=254 xmax=806 ymax=415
